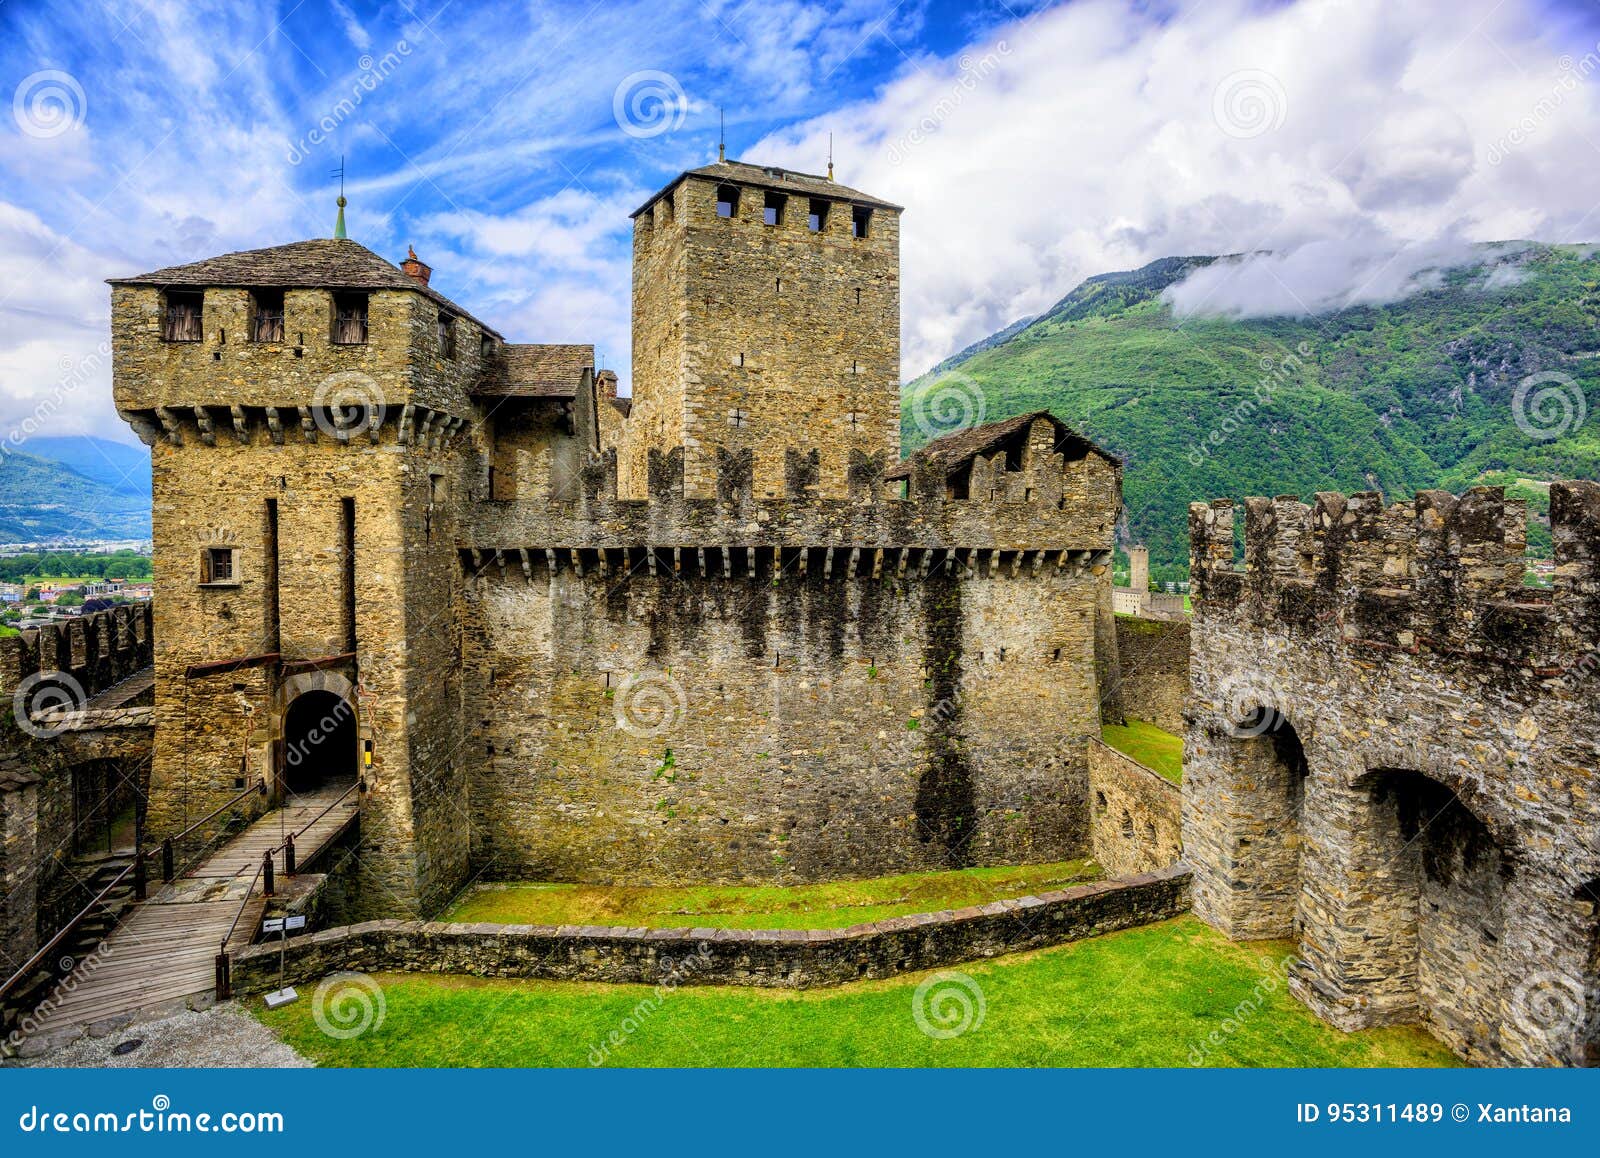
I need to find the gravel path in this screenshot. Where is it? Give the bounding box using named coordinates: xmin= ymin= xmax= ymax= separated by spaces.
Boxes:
xmin=14 ymin=1003 xmax=312 ymax=1068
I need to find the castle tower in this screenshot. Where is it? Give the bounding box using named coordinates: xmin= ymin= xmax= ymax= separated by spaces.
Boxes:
xmin=108 ymin=237 xmax=491 ymax=916
xmin=619 ymin=159 xmax=903 ymax=499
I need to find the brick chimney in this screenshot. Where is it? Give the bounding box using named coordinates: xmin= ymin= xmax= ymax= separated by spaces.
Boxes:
xmin=400 ymin=245 xmax=432 ymax=286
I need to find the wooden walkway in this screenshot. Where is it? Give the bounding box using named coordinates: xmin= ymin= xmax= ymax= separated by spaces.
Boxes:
xmin=27 ymin=783 xmax=359 ymax=1034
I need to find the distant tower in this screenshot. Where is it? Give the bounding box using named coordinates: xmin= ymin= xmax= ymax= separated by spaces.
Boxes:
xmin=620 ymin=158 xmax=902 ymax=498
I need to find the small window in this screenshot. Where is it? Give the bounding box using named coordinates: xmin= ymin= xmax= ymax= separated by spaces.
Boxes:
xmin=332 ymin=292 xmax=368 ymax=345
xmin=660 ymin=193 xmax=675 ymax=225
xmin=201 ymin=547 xmax=236 ymax=585
xmin=716 ymin=184 xmax=739 ymax=219
xmin=250 ymin=290 xmax=285 ymax=343
xmin=162 ymin=290 xmax=203 ymax=342
xmin=808 ymin=199 xmax=828 ymax=232
xmin=437 ymin=312 xmax=456 ymax=359
xmin=1095 ymin=791 xmax=1107 ymax=815
xmin=763 ymin=191 xmax=786 ymax=226
xmin=480 ymin=333 xmax=496 ymax=360
xmin=1121 ymin=811 xmax=1135 ymax=840
xmin=851 ymin=205 xmax=872 ymax=238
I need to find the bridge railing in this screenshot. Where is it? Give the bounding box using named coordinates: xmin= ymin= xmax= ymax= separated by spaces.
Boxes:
xmin=0 ymin=775 xmax=266 ymax=1022
xmin=213 ymin=777 xmax=367 ymax=999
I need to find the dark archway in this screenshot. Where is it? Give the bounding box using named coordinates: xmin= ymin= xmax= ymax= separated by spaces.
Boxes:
xmin=281 ymin=690 xmax=357 ymax=796
xmin=1366 ymin=769 xmax=1507 ymax=1064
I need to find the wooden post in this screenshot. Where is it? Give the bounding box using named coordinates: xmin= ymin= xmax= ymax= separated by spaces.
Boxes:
xmin=162 ymin=837 xmax=174 ymax=882
xmin=262 ymin=850 xmax=274 ymax=896
xmin=215 ymin=952 xmax=231 ymax=1000
xmin=284 ymin=834 xmax=296 ymax=875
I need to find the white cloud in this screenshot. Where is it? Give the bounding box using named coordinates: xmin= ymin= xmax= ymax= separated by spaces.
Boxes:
xmin=752 ymin=0 xmax=1600 ymax=373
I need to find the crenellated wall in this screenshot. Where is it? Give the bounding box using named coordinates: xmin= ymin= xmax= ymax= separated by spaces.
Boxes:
xmin=1186 ymin=482 xmax=1600 ymax=1068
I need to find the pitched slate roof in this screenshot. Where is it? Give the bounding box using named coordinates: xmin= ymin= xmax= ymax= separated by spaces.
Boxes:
xmin=107 ymin=238 xmax=502 ymax=338
xmin=477 ymin=343 xmax=594 ymax=398
xmin=631 ymin=158 xmax=903 ymax=219
xmin=885 ymin=410 xmax=1119 ymax=480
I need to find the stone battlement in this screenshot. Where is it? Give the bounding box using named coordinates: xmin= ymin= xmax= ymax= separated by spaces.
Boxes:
xmin=1189 ymin=481 xmax=1600 ymax=671
xmin=467 ymin=445 xmax=1120 ymax=552
xmin=0 ymin=604 xmax=153 ymax=700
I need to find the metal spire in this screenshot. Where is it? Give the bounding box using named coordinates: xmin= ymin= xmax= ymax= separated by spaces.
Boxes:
xmin=333 ymin=155 xmax=348 ymax=239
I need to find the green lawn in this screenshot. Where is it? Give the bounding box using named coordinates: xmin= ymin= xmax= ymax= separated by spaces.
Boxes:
xmin=1101 ymin=719 xmax=1184 ymax=784
xmin=251 ymin=916 xmax=1457 ymax=1068
xmin=444 ymin=859 xmax=1103 ymax=930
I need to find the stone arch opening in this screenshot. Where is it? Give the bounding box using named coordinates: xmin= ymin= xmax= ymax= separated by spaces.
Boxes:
xmin=68 ymin=757 xmax=141 ymax=856
xmin=1364 ymin=769 xmax=1509 ymax=1064
xmin=1196 ymin=706 xmax=1308 ymax=940
xmin=280 ymin=689 xmax=358 ymax=797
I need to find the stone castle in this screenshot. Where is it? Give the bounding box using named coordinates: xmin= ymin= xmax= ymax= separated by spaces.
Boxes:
xmin=1186 ymin=485 xmax=1600 ymax=1067
xmin=107 ymin=159 xmax=1123 ymax=917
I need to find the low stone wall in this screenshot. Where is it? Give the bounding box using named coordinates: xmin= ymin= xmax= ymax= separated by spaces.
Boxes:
xmin=1113 ymin=615 xmax=1189 ymax=734
xmin=230 ymin=865 xmax=1191 ymax=993
xmin=1089 ymin=740 xmax=1183 ymax=877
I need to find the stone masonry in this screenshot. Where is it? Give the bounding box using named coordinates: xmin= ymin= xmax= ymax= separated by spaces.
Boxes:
xmin=109 ymin=161 xmax=1126 ymax=920
xmin=1185 ymin=484 xmax=1600 ymax=1067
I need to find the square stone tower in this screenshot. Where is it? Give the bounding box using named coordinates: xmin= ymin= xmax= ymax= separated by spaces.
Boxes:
xmin=620 ymin=159 xmax=902 ymax=499
xmin=108 ymin=238 xmax=490 ymax=916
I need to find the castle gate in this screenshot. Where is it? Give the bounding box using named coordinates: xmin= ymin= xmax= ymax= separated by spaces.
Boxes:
xmin=280 ymin=689 xmax=358 ymax=797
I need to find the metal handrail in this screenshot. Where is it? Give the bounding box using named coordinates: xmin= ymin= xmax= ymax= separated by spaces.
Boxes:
xmin=169 ymin=777 xmax=267 ymax=846
xmin=1 ymin=777 xmax=265 ymax=1012
xmin=0 ymin=858 xmax=136 ymax=1006
xmin=218 ymin=859 xmax=267 ymax=957
xmin=270 ymin=777 xmax=364 ymax=860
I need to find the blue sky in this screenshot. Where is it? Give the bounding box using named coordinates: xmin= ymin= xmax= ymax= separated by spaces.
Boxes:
xmin=3 ymin=0 xmax=1600 ymax=444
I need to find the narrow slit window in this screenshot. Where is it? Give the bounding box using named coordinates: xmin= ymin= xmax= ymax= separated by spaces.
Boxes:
xmin=162 ymin=290 xmax=204 ymax=342
xmin=332 ymin=292 xmax=368 ymax=345
xmin=437 ymin=312 xmax=456 ymax=359
xmin=851 ymin=205 xmax=872 ymax=238
xmin=808 ymin=199 xmax=828 ymax=232
xmin=250 ymin=290 xmax=285 ymax=343
xmin=763 ymin=191 xmax=786 ymax=226
xmin=716 ymin=184 xmax=739 ymax=218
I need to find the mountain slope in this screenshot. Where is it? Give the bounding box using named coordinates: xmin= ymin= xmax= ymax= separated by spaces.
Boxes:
xmin=20 ymin=435 xmax=151 ymax=496
xmin=0 ymin=449 xmax=151 ymax=542
xmin=902 ymin=243 xmax=1600 ymax=573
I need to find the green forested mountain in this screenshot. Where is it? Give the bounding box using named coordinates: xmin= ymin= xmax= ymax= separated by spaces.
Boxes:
xmin=900 ymin=244 xmax=1600 ymax=575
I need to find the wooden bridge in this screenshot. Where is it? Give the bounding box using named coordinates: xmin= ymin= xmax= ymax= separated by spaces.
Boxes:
xmin=6 ymin=780 xmax=360 ymax=1042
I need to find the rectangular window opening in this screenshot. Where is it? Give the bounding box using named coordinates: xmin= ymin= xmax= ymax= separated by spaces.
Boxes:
xmin=200 ymin=547 xmax=235 ymax=585
xmin=763 ymin=191 xmax=786 ymax=226
xmin=437 ymin=312 xmax=456 ymax=359
xmin=851 ymin=205 xmax=872 ymax=239
xmin=250 ymin=290 xmax=285 ymax=343
xmin=808 ymin=199 xmax=828 ymax=232
xmin=716 ymin=184 xmax=740 ymax=218
xmin=332 ymin=292 xmax=369 ymax=345
xmin=162 ymin=290 xmax=204 ymax=342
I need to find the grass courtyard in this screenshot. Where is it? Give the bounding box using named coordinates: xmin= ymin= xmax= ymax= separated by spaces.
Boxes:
xmin=443 ymin=859 xmax=1104 ymax=929
xmin=1101 ymin=719 xmax=1184 ymax=783
xmin=251 ymin=916 xmax=1456 ymax=1068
